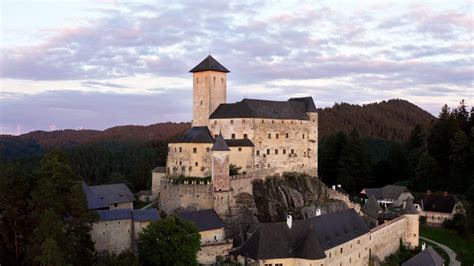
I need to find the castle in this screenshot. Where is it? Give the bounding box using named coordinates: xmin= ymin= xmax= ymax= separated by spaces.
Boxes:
xmin=148 ymin=55 xmax=420 ymax=265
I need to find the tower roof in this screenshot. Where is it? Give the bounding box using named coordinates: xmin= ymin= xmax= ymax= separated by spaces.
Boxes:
xmin=190 ymin=55 xmax=230 ymax=73
xmin=402 ymin=198 xmax=419 ymax=215
xmin=211 ymin=132 xmax=230 ymax=151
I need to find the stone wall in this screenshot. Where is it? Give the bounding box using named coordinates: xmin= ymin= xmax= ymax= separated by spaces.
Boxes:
xmin=159 ymin=178 xmax=214 ymax=213
xmin=369 ymin=216 xmax=408 ymax=263
xmin=109 ymin=202 xmax=134 ymax=210
xmin=192 ymin=71 xmax=227 ymax=127
xmin=327 ymin=188 xmax=362 ymax=214
xmin=167 ymin=143 xmax=213 ymax=177
xmin=198 ymin=242 xmax=233 ymax=265
xmin=91 ymin=219 xmax=133 ymax=254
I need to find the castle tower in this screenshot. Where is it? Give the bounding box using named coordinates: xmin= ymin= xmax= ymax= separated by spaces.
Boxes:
xmin=402 ymin=198 xmax=420 ymax=249
xmin=211 ymin=133 xmax=230 ymax=191
xmin=190 ymin=55 xmax=230 ymax=127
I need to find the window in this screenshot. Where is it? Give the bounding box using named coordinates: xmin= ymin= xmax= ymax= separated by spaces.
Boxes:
xmin=200 ymin=100 xmax=203 ymax=105
xmin=267 ymin=149 xmax=270 ymax=155
xmin=206 ymin=147 xmax=210 ymax=152
xmin=179 ymin=147 xmax=182 ymax=152
xmin=242 ymin=119 xmax=246 ymax=123
xmin=231 ymin=134 xmax=235 ymax=139
xmin=359 ymin=253 xmax=361 ymax=258
xmin=329 ymin=253 xmax=331 ymax=258
xmin=230 ymin=119 xmax=234 ymax=124
xmin=262 ymin=119 xmax=264 ymax=123
xmin=195 ymin=162 xmax=198 ymax=166
xmin=214 ymin=120 xmax=217 ymax=125
xmin=291 ymin=149 xmax=295 ymax=154
xmin=193 ymin=147 xmax=197 ymax=153
xmin=340 ymin=247 xmax=343 ymax=254
xmin=238 ymin=147 xmax=242 ymax=151
xmin=276 ymin=133 xmax=279 ymax=139
xmin=302 ymin=134 xmax=305 ymax=139
xmin=188 ymin=166 xmax=192 ymax=171
xmin=286 ymin=133 xmax=289 ymax=138
xmin=221 ymin=78 xmax=224 ymax=83
xmin=196 ymin=78 xmax=198 ymax=83
xmin=283 ymin=149 xmax=286 ymax=154
xmin=272 ymin=120 xmax=274 ymax=124
xmin=243 ymin=134 xmax=248 ymax=139
xmin=275 ymin=149 xmax=278 ymax=155
xmin=304 ymin=152 xmax=306 ymax=157
xmin=256 ymin=150 xmax=260 ymax=156
xmin=213 ymin=76 xmax=216 ymax=84
xmin=276 ymin=264 xmax=283 ymax=266
xmin=174 ymin=147 xmax=177 ymax=152
xmin=114 ymin=203 xmax=118 ymax=208
xmin=179 ymin=161 xmax=182 ymax=165
xmin=358 ymin=240 xmax=360 ymax=245
xmin=268 ymin=133 xmax=271 ymax=139
xmin=215 ymin=135 xmax=218 ymax=138
xmin=268 ymin=164 xmax=270 ymax=168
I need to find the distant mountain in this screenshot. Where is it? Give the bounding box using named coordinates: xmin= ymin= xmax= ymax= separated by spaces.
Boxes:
xmin=318 ymin=99 xmax=435 ymax=140
xmin=0 ymin=99 xmax=434 ymax=159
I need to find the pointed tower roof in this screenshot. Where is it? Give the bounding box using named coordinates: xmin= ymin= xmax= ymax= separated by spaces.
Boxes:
xmin=361 ymin=196 xmax=383 ymax=219
xmin=190 ymin=55 xmax=230 ymax=73
xmin=402 ymin=198 xmax=419 ymax=215
xmin=211 ymin=132 xmax=230 ymax=151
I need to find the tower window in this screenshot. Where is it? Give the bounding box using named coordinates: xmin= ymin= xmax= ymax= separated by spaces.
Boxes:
xmin=238 ymin=147 xmax=242 ymax=151
xmin=268 ymin=133 xmax=271 ymax=139
xmin=275 ymin=149 xmax=278 ymax=155
xmin=196 ymin=78 xmax=198 ymax=83
xmin=230 ymin=120 xmax=234 ymax=124
xmin=262 ymin=120 xmax=264 ymax=123
xmin=193 ymin=147 xmax=197 ymax=153
xmin=268 ymin=164 xmax=270 ymax=168
xmin=282 ymin=120 xmax=284 ymax=124
xmin=272 ymin=120 xmax=274 ymax=124
xmin=267 ymin=149 xmax=270 ymax=155
xmin=256 ymin=150 xmax=260 ymax=156
xmin=283 ymin=149 xmax=286 ymax=154
xmin=195 ymin=162 xmax=198 ymax=166
xmin=231 ymin=134 xmax=235 ymax=139
xmin=179 ymin=161 xmax=182 ymax=165
xmin=221 ymin=78 xmax=224 ymax=83
xmin=291 ymin=149 xmax=295 ymax=154
xmin=302 ymin=134 xmax=305 ymax=139
xmin=200 ymin=100 xmax=203 ymax=105
xmin=276 ymin=133 xmax=279 ymax=139
xmin=214 ymin=120 xmax=217 ymax=125
xmin=174 ymin=147 xmax=177 ymax=152
xmin=206 ymin=147 xmax=210 ymax=152
xmin=291 ymin=121 xmax=294 ymax=124
xmin=286 ymin=133 xmax=289 ymax=138
xmin=213 ymin=77 xmax=216 ymax=84
xmin=243 ymin=134 xmax=248 ymax=139
xmin=179 ymin=147 xmax=182 ymax=152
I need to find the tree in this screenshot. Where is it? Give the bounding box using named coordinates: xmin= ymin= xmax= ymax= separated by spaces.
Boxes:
xmin=449 ymin=131 xmax=470 ymax=192
xmin=34 ymin=238 xmax=67 ymax=266
xmin=413 ymin=152 xmax=440 ymax=191
xmin=98 ymin=251 xmax=139 ymax=266
xmin=229 ymin=164 xmax=242 ymax=176
xmin=138 ymin=215 xmax=201 ymax=266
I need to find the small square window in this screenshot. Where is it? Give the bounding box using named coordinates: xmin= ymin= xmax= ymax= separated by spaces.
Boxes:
xmin=275 ymin=149 xmax=278 ymax=155
xmin=256 ymin=150 xmax=260 ymax=156
xmin=179 ymin=147 xmax=182 ymax=152
xmin=193 ymin=147 xmax=197 ymax=153
xmin=206 ymin=147 xmax=210 ymax=152
xmin=286 ymin=133 xmax=289 ymax=138
xmin=302 ymin=134 xmax=305 ymax=139
xmin=291 ymin=149 xmax=295 ymax=154
xmin=214 ymin=120 xmax=217 ymax=125
xmin=230 ymin=120 xmax=234 ymax=124
xmin=231 ymin=134 xmax=235 ymax=139
xmin=195 ymin=162 xmax=198 ymax=166
xmin=238 ymin=147 xmax=242 ymax=151
xmin=283 ymin=149 xmax=286 ymax=154
xmin=243 ymin=134 xmax=248 ymax=139
xmin=268 ymin=133 xmax=271 ymax=139
xmin=267 ymin=149 xmax=270 ymax=155
xmin=276 ymin=133 xmax=279 ymax=139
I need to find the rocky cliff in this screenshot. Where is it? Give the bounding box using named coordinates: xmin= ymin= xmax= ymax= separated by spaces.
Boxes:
xmin=252 ymin=172 xmax=351 ymax=223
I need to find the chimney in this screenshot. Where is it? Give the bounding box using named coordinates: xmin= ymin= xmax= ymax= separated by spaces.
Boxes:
xmin=422 ymin=242 xmax=426 ymax=251
xmin=286 ymin=215 xmax=293 ymax=229
xmin=316 ymin=208 xmax=322 ymax=216
xmin=426 ymin=190 xmax=431 ymax=195
xmin=332 ymin=185 xmax=336 ymax=190
xmin=443 ymin=191 xmax=448 ymax=197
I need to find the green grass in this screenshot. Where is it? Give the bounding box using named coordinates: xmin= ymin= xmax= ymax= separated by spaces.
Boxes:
xmin=420 ymin=225 xmax=474 ymax=265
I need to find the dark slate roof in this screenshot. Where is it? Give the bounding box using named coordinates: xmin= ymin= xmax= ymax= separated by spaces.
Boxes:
xmin=308 ymin=209 xmax=369 ymax=250
xmin=402 ymin=198 xmax=419 ymax=215
xmin=176 ymin=126 xmax=214 ymax=143
xmin=189 ymin=55 xmax=230 ymax=73
xmin=177 ymin=209 xmax=225 ymax=231
xmin=132 ymin=209 xmax=161 ymax=222
xmin=89 ymin=183 xmax=135 ymax=205
xmin=82 ymin=182 xmax=108 ymax=210
xmin=96 ymin=209 xmax=161 ymax=222
xmin=416 ymin=194 xmax=459 ymax=213
xmin=362 ymin=196 xmax=383 ymax=219
xmin=288 ymin=97 xmax=317 ymax=112
xmin=211 ymin=133 xmax=230 ymax=151
xmin=152 ymin=166 xmax=166 ymax=173
xmin=363 ymin=185 xmax=410 ymax=200
xmin=209 ymin=99 xmax=310 ymax=120
xmin=96 ymin=209 xmax=132 ymax=221
xmin=236 ymin=219 xmax=326 ymax=260
xmin=402 ymin=246 xmax=444 ymax=266
xmin=225 ymin=139 xmax=255 ymax=147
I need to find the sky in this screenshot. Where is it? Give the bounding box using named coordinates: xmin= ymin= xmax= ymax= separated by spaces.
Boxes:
xmin=1 ymin=0 xmax=473 ymax=135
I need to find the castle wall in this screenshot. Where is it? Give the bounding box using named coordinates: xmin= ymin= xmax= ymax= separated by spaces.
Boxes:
xmin=167 ymin=143 xmax=212 ymax=177
xmin=209 ymin=116 xmax=318 ymax=177
xmin=228 ymin=146 xmax=254 ymax=174
xmin=151 ymin=171 xmax=166 ymax=199
xmin=159 ymin=179 xmax=214 ymax=213
xmin=91 ymin=219 xmax=133 ymax=254
xmin=327 ymin=188 xmax=362 ymax=214
xmin=369 ymin=216 xmax=409 ymax=263
xmin=198 ymin=242 xmax=233 ymax=265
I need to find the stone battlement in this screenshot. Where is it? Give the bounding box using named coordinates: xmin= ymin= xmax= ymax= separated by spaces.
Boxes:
xmin=160 ymin=177 xmax=212 ymax=185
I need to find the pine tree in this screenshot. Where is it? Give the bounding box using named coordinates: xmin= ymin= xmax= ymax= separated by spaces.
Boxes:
xmin=34 ymin=238 xmax=67 ymax=266
xmin=414 ymin=152 xmax=440 ymax=191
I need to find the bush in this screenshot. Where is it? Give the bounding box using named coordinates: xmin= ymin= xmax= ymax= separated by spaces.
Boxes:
xmin=443 ymin=213 xmax=467 ymax=235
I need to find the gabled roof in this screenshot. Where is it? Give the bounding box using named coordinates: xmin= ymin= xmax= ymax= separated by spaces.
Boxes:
xmin=235 ymin=209 xmax=368 ymax=260
xmin=308 ymin=209 xmax=369 ymax=250
xmin=211 ymin=133 xmax=230 ymax=151
xmin=402 ymin=198 xmax=419 ymax=215
xmin=416 ymin=194 xmax=460 ymax=213
xmin=189 ymin=55 xmax=230 ymax=73
xmin=362 ymin=196 xmax=383 ymax=219
xmin=209 ymin=98 xmax=310 ymax=120
xmin=402 ymin=246 xmax=444 ymax=266
xmin=363 ymin=185 xmax=410 ymax=200
xmin=89 ymin=183 xmax=135 ymax=205
xmin=176 ymin=209 xmax=225 ymax=231
xmin=82 ymin=182 xmax=108 ymax=210
xmin=288 ymin=97 xmax=317 ymax=112
xmin=225 ymin=139 xmax=255 ymax=147
xmin=236 ymin=219 xmax=326 ymax=260
xmin=176 ymin=126 xmax=214 ymax=143
xmin=96 ymin=208 xmax=161 ymax=222
xmin=132 ymin=209 xmax=161 ymax=222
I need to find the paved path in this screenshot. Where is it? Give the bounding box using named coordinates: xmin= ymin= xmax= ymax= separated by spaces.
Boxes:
xmin=420 ymin=236 xmax=461 ymax=266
